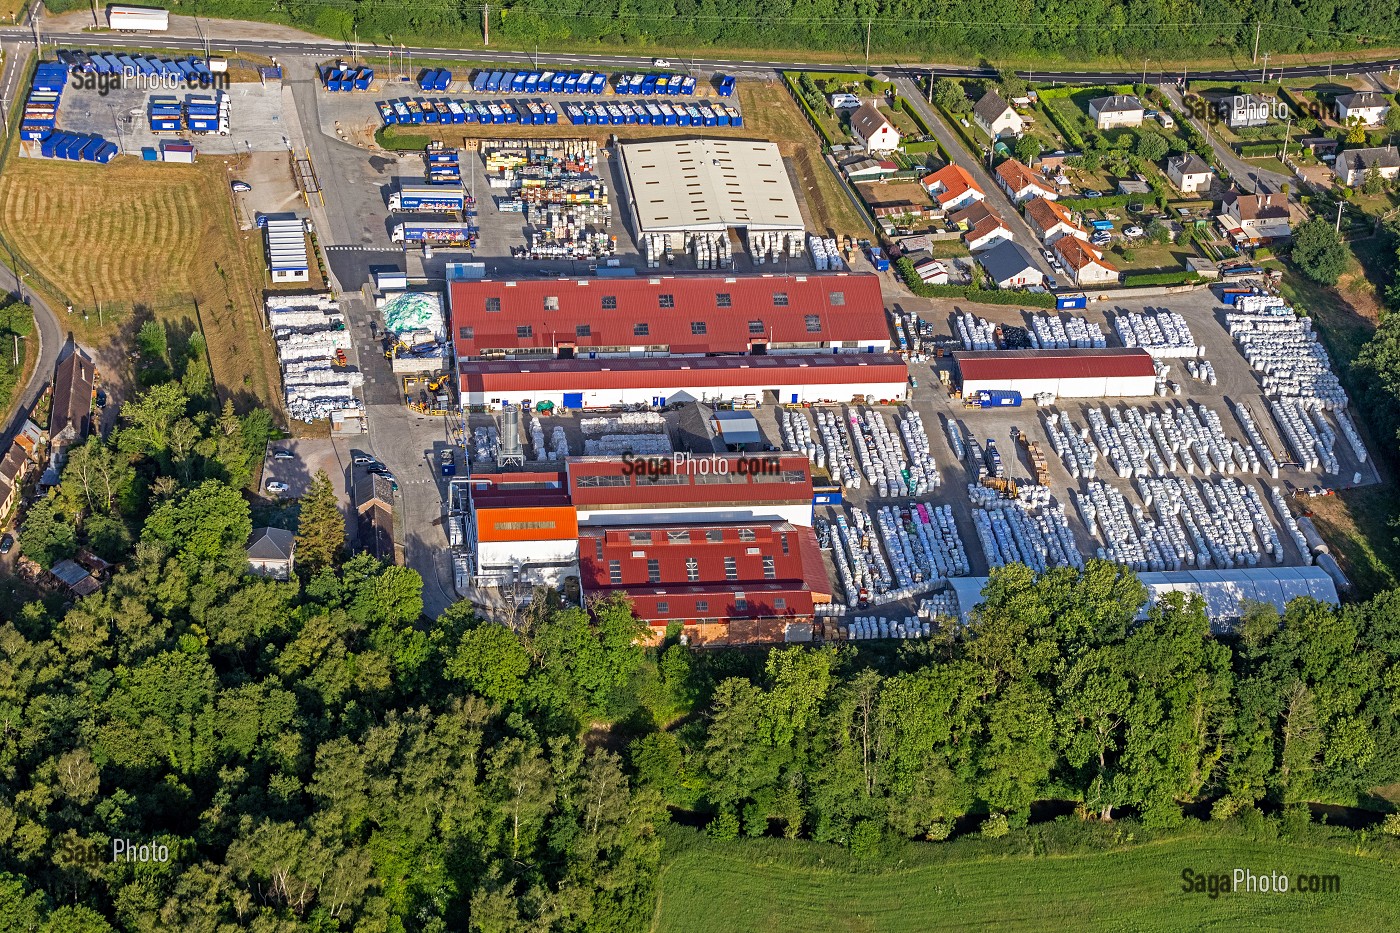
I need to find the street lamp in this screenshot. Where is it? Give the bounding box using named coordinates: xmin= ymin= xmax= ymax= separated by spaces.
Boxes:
xmin=12 ymin=333 xmax=23 ymax=367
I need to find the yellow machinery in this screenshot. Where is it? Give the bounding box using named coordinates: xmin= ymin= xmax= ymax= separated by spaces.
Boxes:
xmin=980 ymin=476 xmax=1019 ymax=499
xmin=384 ymin=338 xmax=409 ymax=360
xmin=427 ymin=373 xmax=449 ymax=393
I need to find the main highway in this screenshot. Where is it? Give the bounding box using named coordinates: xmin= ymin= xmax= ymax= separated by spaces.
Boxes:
xmin=2 ymin=25 xmax=1399 ymax=83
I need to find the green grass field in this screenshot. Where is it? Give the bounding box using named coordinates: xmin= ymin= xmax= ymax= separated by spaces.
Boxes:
xmin=651 ymin=831 xmax=1400 ymax=932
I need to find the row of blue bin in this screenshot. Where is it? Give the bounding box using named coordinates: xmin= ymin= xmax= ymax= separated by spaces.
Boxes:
xmin=83 ymin=52 xmax=215 ymax=81
xmin=38 ymin=131 xmax=116 ymax=164
xmin=379 ymin=98 xmax=560 ymax=125
xmin=562 ymin=100 xmax=742 ymax=127
xmin=471 ymin=69 xmax=608 ymax=95
xmin=612 ymin=73 xmax=698 ymax=96
xmin=417 ymin=68 xmax=453 ymax=91
xmin=322 ymin=65 xmax=373 ymax=91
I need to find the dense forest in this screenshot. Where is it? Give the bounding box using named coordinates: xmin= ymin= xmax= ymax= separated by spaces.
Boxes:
xmin=41 ymin=0 xmax=1400 ymax=59
xmin=1 ymin=333 xmax=1398 ymax=928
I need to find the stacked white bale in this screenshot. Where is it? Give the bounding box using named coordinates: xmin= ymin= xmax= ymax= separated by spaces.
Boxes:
xmin=549 ymin=426 xmax=570 ymax=460
xmin=584 ymin=433 xmax=672 ymax=455
xmin=528 ymin=413 xmax=548 ymax=460
xmin=1185 ymin=358 xmax=1218 ymax=385
xmin=1114 ymin=310 xmax=1199 ymax=357
xmin=946 ymin=418 xmax=966 ymax=462
xmin=955 ymin=311 xmax=997 ymax=350
xmin=912 ymin=502 xmax=970 ymax=579
xmin=779 ymin=408 xmax=820 ymax=466
xmin=969 ymin=485 xmax=1082 ymax=573
xmin=1270 ymin=398 xmax=1322 ymax=471
xmin=473 ymin=426 xmax=499 ymax=462
xmin=816 ymin=408 xmax=861 ymax=489
xmin=824 ymin=238 xmax=845 ymax=270
xmin=581 ymin=412 xmax=667 ymax=434
xmin=1042 ymin=410 xmax=1098 ymax=479
xmin=1333 ymin=409 xmax=1369 ymax=465
xmin=897 ymin=408 xmax=941 ymax=491
xmin=1231 ymin=400 xmax=1280 ymax=478
xmin=1027 ymin=313 xmax=1106 ymax=349
xmin=1075 ymin=481 xmax=1154 ymax=570
xmin=852 ymin=409 xmax=910 ymax=497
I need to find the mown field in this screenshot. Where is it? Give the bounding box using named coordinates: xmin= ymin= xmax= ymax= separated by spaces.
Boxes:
xmin=651 ymin=831 xmax=1400 ymax=933
xmin=0 ymin=154 xmax=280 ymax=416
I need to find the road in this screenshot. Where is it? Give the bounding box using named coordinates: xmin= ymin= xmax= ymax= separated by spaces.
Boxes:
xmin=8 ymin=24 xmax=1400 ymax=85
xmin=1159 ymin=84 xmax=1294 ymax=195
xmin=0 ymin=43 xmax=61 ymax=456
xmin=896 ymin=78 xmax=1051 ymax=275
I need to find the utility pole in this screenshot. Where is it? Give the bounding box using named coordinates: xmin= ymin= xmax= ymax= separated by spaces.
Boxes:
xmin=926 ymin=72 xmax=933 ymax=103
xmin=1335 ymin=200 xmax=1343 ymax=232
xmin=1253 ymin=22 xmax=1261 ymax=64
xmin=483 ymin=3 xmax=489 ymax=46
xmin=865 ymin=20 xmax=872 ymax=69
xmin=1143 ymin=59 xmax=1148 ymax=85
xmin=1260 ymin=52 xmax=1270 ymax=85
xmin=1281 ymin=116 xmax=1292 ymax=162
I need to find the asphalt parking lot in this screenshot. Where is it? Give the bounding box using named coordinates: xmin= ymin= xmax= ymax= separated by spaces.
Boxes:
xmin=260 ymin=437 xmax=353 ymax=503
xmin=57 ymin=76 xmax=289 ymax=155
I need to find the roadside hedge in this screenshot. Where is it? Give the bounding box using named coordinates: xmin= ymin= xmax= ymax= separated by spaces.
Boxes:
xmin=1038 ymin=102 xmax=1085 ymax=150
xmin=895 ymin=257 xmax=1057 ymax=307
xmin=1120 ymin=271 xmax=1205 ymax=287
xmin=1237 ymin=141 xmax=1282 ymax=158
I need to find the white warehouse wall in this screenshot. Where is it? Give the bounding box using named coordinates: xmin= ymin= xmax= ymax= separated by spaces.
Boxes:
xmin=961 ymin=374 xmax=1157 ymax=398
xmin=574 ymin=503 xmax=814 ymax=528
xmin=462 ymin=379 xmax=909 ymax=409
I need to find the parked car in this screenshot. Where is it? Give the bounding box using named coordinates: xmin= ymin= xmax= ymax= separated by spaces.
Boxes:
xmin=231 ymin=180 xmax=252 ymax=193
xmin=1041 ymin=248 xmax=1055 ymax=262
xmin=265 ymin=480 xmax=289 ymax=494
xmin=1091 ymin=233 xmax=1112 ymax=246
xmin=652 ymin=58 xmax=672 ymax=68
xmin=1044 ymin=275 xmax=1058 ymax=289
xmin=94 ymin=389 xmax=107 ymax=409
xmin=353 ymin=454 xmax=377 ymax=466
xmin=272 ymin=449 xmax=294 ymax=460
xmin=1123 ymin=225 xmax=1145 ymax=238
xmin=0 ymin=533 xmax=12 ymax=555
xmin=1082 ymin=188 xmax=1103 ymax=198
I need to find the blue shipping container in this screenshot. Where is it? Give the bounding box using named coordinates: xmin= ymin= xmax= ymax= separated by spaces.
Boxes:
xmin=472 ymin=71 xmax=488 ymax=92
xmin=977 ymin=390 xmax=1022 ymax=407
xmin=1055 ymin=293 xmax=1088 ymax=310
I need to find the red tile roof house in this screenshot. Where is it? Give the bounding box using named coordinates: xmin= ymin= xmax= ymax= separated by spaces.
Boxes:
xmin=1024 ymin=197 xmax=1089 ymax=246
xmin=921 ymin=164 xmax=985 ymax=212
xmin=995 ymin=158 xmax=1057 ymax=203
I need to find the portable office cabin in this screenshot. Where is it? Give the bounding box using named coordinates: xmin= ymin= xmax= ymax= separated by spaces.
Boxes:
xmin=108 ymin=5 xmax=170 ymax=31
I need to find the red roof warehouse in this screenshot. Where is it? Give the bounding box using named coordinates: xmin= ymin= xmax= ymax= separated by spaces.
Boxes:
xmin=567 ymin=453 xmax=814 ymax=510
xmin=578 ymin=521 xmax=832 ymax=645
xmin=458 ymin=353 xmax=909 ymax=393
xmin=449 ymin=272 xmax=892 ymax=358
xmin=953 ymin=348 xmax=1159 ymax=398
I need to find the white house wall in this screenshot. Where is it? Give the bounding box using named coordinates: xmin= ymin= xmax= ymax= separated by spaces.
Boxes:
xmin=962 ymin=374 xmax=1157 ymax=398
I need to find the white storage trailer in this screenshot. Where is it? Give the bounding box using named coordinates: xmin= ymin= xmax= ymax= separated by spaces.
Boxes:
xmin=953 ymin=348 xmax=1158 ymax=399
xmin=108 ymin=5 xmax=170 ymax=31
xmin=265 ymin=219 xmax=309 ymax=283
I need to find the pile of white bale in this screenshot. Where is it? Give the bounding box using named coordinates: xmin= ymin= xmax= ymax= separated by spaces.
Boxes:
xmin=839 ymin=616 xmax=933 ymax=640
xmin=1027 ymin=313 xmax=1107 ymax=349
xmin=269 ymin=294 xmax=361 ymax=422
xmin=473 ymin=425 xmax=499 ymax=463
xmin=945 ymin=418 xmax=966 ymax=462
xmin=828 ymin=504 xmax=970 ymax=608
xmin=582 ymin=412 xmax=671 ymax=456
xmin=813 ymin=408 xmax=862 ymax=489
xmin=968 ymin=483 xmax=1083 ymax=574
xmin=685 ymin=230 xmax=733 ymax=270
xmin=808 ymin=234 xmax=846 ymax=271
xmin=1114 ymin=309 xmax=1200 ymax=357
xmin=1073 ymin=475 xmax=1285 ymax=572
xmin=919 ymin=591 xmax=959 ymax=621
xmin=896 ymin=408 xmax=941 ymax=492
xmin=549 ymin=426 xmax=570 ymax=460
xmin=1184 ymin=359 xmax=1217 ymax=384
xmin=1227 ymin=296 xmax=1368 ymax=473
xmin=1230 ymin=401 xmax=1281 ymax=478
xmin=1045 ymin=403 xmax=1263 ymax=481
xmin=848 ymin=409 xmax=909 ymax=497
xmin=954 ymin=311 xmax=997 ymax=350
xmin=525 ymin=415 xmax=573 ymax=461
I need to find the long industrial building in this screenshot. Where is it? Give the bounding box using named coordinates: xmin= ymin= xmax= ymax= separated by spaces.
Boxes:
xmin=460 ymin=454 xmax=827 ymax=644
xmin=953 ymin=348 xmax=1157 ymax=398
xmin=616 ymin=138 xmax=803 ymax=235
xmin=449 ymin=272 xmax=905 ymax=409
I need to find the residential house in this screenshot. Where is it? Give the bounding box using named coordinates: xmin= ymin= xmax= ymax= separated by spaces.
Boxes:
xmin=995 ymin=158 xmax=1057 ymax=203
xmin=49 ymin=346 xmax=94 ymax=468
xmin=921 ymin=164 xmax=985 ymax=212
xmin=1298 ymin=136 xmax=1339 ymax=158
xmin=1054 ymin=236 xmax=1120 ymax=287
xmin=12 ymin=419 xmax=44 ymax=462
xmin=977 ymin=240 xmax=1041 ymax=289
xmin=1024 ymin=197 xmax=1089 ymax=246
xmin=870 ymin=200 xmax=927 ymax=221
xmin=1088 ymin=94 xmax=1144 ymax=129
xmin=1037 ymin=150 xmax=1081 ymax=172
xmin=850 ymin=102 xmax=901 ymax=153
xmin=840 ymin=155 xmax=898 ymax=182
xmin=973 ymin=89 xmax=1023 ymax=139
xmin=0 ymin=441 xmax=29 ymax=518
xmin=354 ymin=472 xmax=396 ymax=562
xmin=1166 ymin=153 xmax=1214 ymax=194
xmin=1336 ymin=145 xmax=1400 ymax=186
xmin=1335 ymin=91 xmax=1392 ymax=127
xmin=246 ymin=527 xmax=296 ymax=580
xmin=952 ymin=202 xmax=1012 ymax=251
xmin=1217 ymin=189 xmax=1294 ymax=245
xmin=1216 ymin=94 xmax=1274 ymax=129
